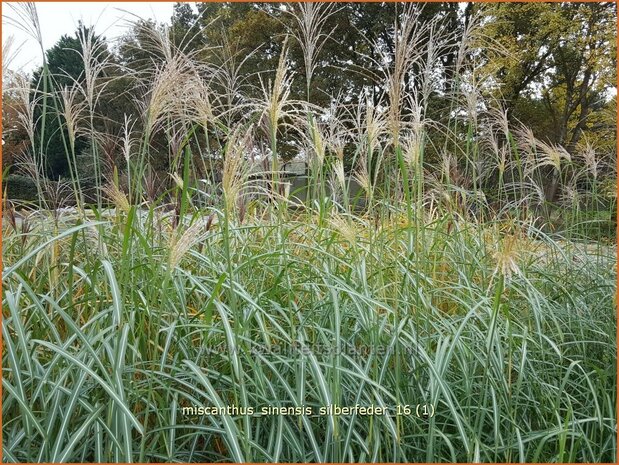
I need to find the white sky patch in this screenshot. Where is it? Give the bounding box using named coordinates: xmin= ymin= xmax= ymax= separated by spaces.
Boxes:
xmin=2 ymin=2 xmax=175 ymax=74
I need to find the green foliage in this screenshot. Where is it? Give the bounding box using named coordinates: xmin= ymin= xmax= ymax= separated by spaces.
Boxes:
xmin=3 ymin=174 xmax=38 ymax=201
xmin=2 ymin=5 xmax=617 ymax=461
xmin=477 ymin=3 xmax=616 ymax=151
xmin=2 ymin=199 xmax=616 ymax=462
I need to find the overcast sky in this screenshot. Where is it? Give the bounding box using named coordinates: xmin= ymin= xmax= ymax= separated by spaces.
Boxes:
xmin=2 ymin=2 xmax=176 ymax=74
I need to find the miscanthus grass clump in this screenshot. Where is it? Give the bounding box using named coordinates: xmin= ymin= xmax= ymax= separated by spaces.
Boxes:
xmin=2 ymin=3 xmax=616 ymax=463
xmin=2 ymin=207 xmax=616 ymax=462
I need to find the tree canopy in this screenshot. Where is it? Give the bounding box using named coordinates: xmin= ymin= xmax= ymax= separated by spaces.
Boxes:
xmin=2 ymin=2 xmax=616 ymax=205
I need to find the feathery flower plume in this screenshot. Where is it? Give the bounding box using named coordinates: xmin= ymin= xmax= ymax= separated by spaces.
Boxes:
xmin=168 ymin=217 xmax=209 ymax=269
xmin=492 ymin=233 xmax=521 ymax=280
xmin=102 ymin=182 xmax=131 ymax=213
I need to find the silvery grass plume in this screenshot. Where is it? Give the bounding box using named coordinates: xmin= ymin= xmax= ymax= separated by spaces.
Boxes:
xmin=74 ymin=23 xmax=114 ymax=112
xmin=183 ymin=47 xmax=235 ymax=142
xmin=357 ymin=97 xmax=385 ymax=160
xmin=452 ymin=7 xmax=507 ymax=89
xmin=102 ymin=182 xmax=131 ymax=214
xmin=140 ymin=54 xmax=195 ymax=139
xmin=0 ymin=36 xmax=26 ymax=147
xmin=120 ymin=114 xmax=135 ymax=165
xmin=328 ymin=212 xmax=358 ymax=246
xmin=168 ymin=216 xmax=210 ymax=270
xmin=491 ymin=230 xmax=522 ymax=282
xmin=60 ymin=84 xmax=87 ymax=150
xmin=165 ymin=127 xmax=191 ymax=173
xmin=454 ymin=8 xmax=487 ymax=76
xmin=532 ymin=139 xmax=572 ymax=173
xmin=3 ymin=4 xmax=44 ymax=154
xmin=176 ymin=56 xmax=220 ymax=132
xmin=254 ymin=39 xmax=308 ymax=194
xmin=71 ymin=21 xmax=114 ymax=205
xmin=441 ymin=152 xmax=458 ymax=185
xmin=416 ymin=17 xmax=455 ymax=114
xmin=188 ymin=70 xmax=217 ymax=131
xmin=364 ymin=5 xmax=447 ymax=149
xmin=324 ymin=95 xmax=349 ymax=156
xmin=333 ymin=157 xmax=346 ymax=192
xmin=426 ymin=151 xmax=470 ymax=215
xmin=381 ymin=5 xmax=429 ymax=145
xmin=222 ymin=127 xmax=253 ymax=217
xmin=460 ymin=78 xmax=483 ymax=130
xmin=497 ymin=179 xmax=546 ymax=217
xmin=170 ymin=171 xmax=184 ymax=191
xmin=132 ymin=22 xmax=204 ymax=138
xmin=307 ymin=114 xmax=327 ymax=170
xmin=92 ymin=132 xmax=121 ymax=175
xmin=560 ymin=175 xmax=582 ymax=208
xmin=400 ymin=88 xmax=430 ymax=171
xmin=2 ymin=4 xmax=55 ymax=204
xmin=5 ymin=73 xmax=37 ymax=146
xmin=257 ymin=38 xmax=296 ymax=143
xmin=576 ymin=138 xmax=600 ymax=180
xmin=2 ymin=35 xmax=23 ymax=83
xmin=323 ymin=96 xmax=350 ymax=161
xmin=210 ymin=33 xmax=257 ymax=128
xmin=117 ymin=114 xmax=136 ymax=202
xmin=3 ymin=76 xmax=45 ymax=209
xmin=516 ymin=126 xmax=539 ymax=176
xmin=401 ymin=129 xmax=423 ymax=170
xmin=282 ymin=2 xmax=340 ymax=98
xmin=527 ymin=178 xmax=547 ymax=207
xmin=307 ymin=97 xmax=349 ymax=205
xmin=140 ymin=17 xmax=175 ymax=63
xmin=518 ymin=127 xmax=572 ymax=174
xmin=485 ymin=129 xmax=510 ymax=179
xmin=255 ymin=37 xmax=316 ymax=143
xmin=4 ymin=3 xmax=44 ymax=57
xmin=142 ymin=169 xmax=161 ymax=204
xmin=489 ymin=106 xmax=512 ymax=145
xmin=13 ymin=149 xmax=44 ymax=189
xmin=353 ymin=161 xmax=372 ymax=201
xmin=351 ymin=96 xmax=387 ymax=202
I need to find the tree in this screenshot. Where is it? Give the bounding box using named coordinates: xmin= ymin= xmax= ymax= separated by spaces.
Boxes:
xmin=170 ymin=2 xmax=205 ymax=52
xmin=190 ymin=2 xmax=462 ymax=108
xmin=30 ymin=23 xmax=111 ymax=179
xmin=477 ymin=2 xmax=616 ymax=149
